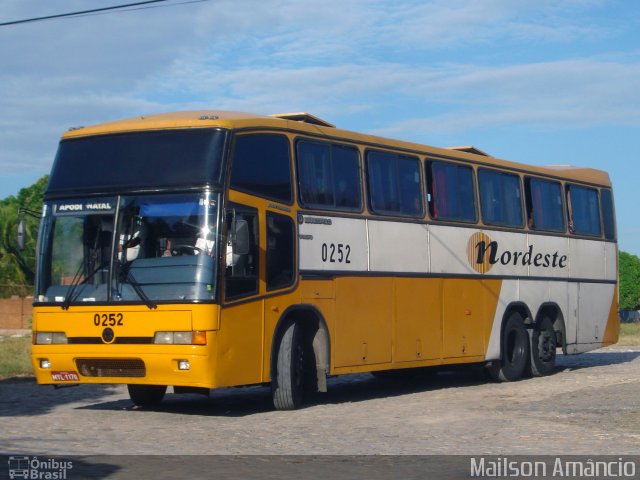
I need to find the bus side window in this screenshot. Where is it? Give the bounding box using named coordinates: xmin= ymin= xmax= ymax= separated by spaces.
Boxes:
xmin=224 ymin=204 xmax=259 ymax=300
xmin=296 ymin=140 xmax=362 ymax=212
xmin=524 ymin=177 xmax=565 ymax=232
xmin=427 ymin=161 xmax=477 ymax=222
xmin=266 ymin=212 xmax=295 ymax=291
xmin=567 ymin=184 xmax=601 ymax=236
xmin=366 ymin=150 xmax=423 ymax=217
xmin=230 ymin=133 xmax=292 ymax=204
xmin=478 ymin=169 xmax=524 ymax=228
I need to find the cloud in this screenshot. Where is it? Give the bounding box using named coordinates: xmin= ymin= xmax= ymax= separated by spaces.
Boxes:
xmin=360 ymin=56 xmax=640 ymax=138
xmin=147 ymin=54 xmax=640 ymax=138
xmin=0 ymin=0 xmax=637 ymax=192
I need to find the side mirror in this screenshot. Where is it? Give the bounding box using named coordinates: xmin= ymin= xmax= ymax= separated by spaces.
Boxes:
xmin=16 ymin=218 xmax=26 ymax=251
xmin=232 ymin=219 xmax=250 ymax=256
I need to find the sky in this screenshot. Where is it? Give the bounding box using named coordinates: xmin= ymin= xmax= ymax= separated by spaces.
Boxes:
xmin=1 ymin=0 xmax=640 ymax=255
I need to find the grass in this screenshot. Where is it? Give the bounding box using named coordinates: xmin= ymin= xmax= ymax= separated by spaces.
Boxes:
xmin=618 ymin=322 xmax=640 ymax=346
xmin=0 ymin=323 xmax=638 ymax=380
xmin=0 ymin=335 xmax=33 ymax=379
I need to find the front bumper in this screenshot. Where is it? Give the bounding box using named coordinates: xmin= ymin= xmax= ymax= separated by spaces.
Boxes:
xmin=32 ymin=335 xmax=217 ymax=388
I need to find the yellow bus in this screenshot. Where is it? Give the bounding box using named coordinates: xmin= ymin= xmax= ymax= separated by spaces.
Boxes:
xmin=30 ymin=111 xmax=619 ymax=409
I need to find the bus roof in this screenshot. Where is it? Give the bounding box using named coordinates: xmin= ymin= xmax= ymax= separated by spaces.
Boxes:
xmin=61 ymin=110 xmax=612 ymax=187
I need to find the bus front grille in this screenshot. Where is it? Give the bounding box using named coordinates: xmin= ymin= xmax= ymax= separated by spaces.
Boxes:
xmin=76 ymin=358 xmax=146 ymax=378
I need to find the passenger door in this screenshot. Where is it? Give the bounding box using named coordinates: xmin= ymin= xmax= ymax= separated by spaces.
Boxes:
xmin=217 ymin=201 xmax=263 ymax=387
xmin=217 ymin=131 xmax=296 ymax=387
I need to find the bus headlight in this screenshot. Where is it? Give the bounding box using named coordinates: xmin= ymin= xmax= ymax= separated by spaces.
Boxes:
xmin=35 ymin=332 xmax=68 ymax=344
xmin=153 ymin=331 xmax=206 ymax=345
xmin=172 ymin=332 xmax=192 ymax=344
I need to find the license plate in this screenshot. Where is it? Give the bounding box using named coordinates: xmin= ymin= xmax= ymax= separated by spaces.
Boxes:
xmin=51 ymin=371 xmax=80 ymax=382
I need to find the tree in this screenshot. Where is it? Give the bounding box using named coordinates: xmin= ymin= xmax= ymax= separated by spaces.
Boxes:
xmin=0 ymin=176 xmax=48 ymax=295
xmin=619 ymin=250 xmax=640 ymax=311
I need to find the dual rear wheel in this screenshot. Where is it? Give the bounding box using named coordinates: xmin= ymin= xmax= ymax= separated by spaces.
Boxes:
xmin=489 ymin=311 xmax=557 ymax=382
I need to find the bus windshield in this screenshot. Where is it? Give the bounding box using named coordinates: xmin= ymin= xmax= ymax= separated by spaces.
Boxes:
xmin=36 ymin=192 xmax=219 ymax=305
xmin=47 ymin=129 xmax=226 ymax=194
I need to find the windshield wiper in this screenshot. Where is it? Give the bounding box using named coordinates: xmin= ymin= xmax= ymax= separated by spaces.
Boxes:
xmin=61 ymin=259 xmax=108 ymax=310
xmin=124 ymin=270 xmax=157 ymax=310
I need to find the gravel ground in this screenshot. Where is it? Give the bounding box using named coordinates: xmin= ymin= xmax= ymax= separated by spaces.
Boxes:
xmin=1 ymin=345 xmax=639 ymax=457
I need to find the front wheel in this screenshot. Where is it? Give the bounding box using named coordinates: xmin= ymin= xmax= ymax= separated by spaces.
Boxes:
xmin=272 ymin=322 xmax=306 ymax=410
xmin=528 ymin=316 xmax=557 ymax=377
xmin=127 ymin=384 xmax=166 ymax=407
xmin=488 ymin=312 xmax=530 ymax=382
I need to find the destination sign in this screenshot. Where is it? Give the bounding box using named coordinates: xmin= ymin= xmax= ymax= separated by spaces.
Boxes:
xmin=53 ymin=199 xmax=116 ymax=215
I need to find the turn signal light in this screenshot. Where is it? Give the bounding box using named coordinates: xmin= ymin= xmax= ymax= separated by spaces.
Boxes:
xmin=192 ymin=331 xmax=207 ymax=345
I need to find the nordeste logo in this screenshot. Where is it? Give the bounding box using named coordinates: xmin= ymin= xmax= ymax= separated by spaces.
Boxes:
xmin=467 ymin=232 xmax=568 ymax=274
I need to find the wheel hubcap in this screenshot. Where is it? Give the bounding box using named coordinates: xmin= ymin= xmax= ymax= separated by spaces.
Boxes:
xmin=538 ymin=331 xmax=555 ymax=362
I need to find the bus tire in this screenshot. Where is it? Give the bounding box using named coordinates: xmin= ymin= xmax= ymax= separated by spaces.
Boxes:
xmin=127 ymin=384 xmax=166 ymax=407
xmin=488 ymin=312 xmax=529 ymax=382
xmin=272 ymin=321 xmax=305 ymax=410
xmin=528 ymin=316 xmax=557 ymax=377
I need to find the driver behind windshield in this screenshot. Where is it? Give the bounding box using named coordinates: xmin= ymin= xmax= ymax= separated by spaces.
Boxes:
xmin=119 ymin=214 xmax=147 ymax=262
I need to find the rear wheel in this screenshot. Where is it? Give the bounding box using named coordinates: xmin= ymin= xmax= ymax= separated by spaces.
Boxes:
xmin=528 ymin=316 xmax=557 ymax=377
xmin=127 ymin=384 xmax=166 ymax=407
xmin=272 ymin=322 xmax=306 ymax=410
xmin=488 ymin=312 xmax=529 ymax=382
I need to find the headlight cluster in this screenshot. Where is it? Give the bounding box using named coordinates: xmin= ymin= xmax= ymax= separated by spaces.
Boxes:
xmin=153 ymin=331 xmax=206 ymax=345
xmin=34 ymin=332 xmax=68 ymax=344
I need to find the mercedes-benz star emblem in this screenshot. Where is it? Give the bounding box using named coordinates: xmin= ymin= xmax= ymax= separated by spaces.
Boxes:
xmin=102 ymin=327 xmax=115 ymax=343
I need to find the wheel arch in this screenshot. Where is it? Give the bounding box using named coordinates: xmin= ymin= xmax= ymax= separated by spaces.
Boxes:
xmin=270 ymin=304 xmax=331 ymax=392
xmin=503 ymin=301 xmax=534 ymax=328
xmin=486 ymin=301 xmax=533 ymax=362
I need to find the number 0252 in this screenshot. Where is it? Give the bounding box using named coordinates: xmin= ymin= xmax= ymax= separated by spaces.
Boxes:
xmin=321 ymin=243 xmax=351 ymax=263
xmin=93 ymin=313 xmax=124 ymax=326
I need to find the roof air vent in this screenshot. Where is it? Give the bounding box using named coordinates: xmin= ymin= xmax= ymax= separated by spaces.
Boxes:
xmin=270 ymin=112 xmax=335 ymax=128
xmin=446 ymin=146 xmax=491 ymax=157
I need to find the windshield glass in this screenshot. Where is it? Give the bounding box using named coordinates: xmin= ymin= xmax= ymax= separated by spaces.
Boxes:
xmin=36 ymin=192 xmax=219 ymax=305
xmin=47 ymin=129 xmax=226 ymax=195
